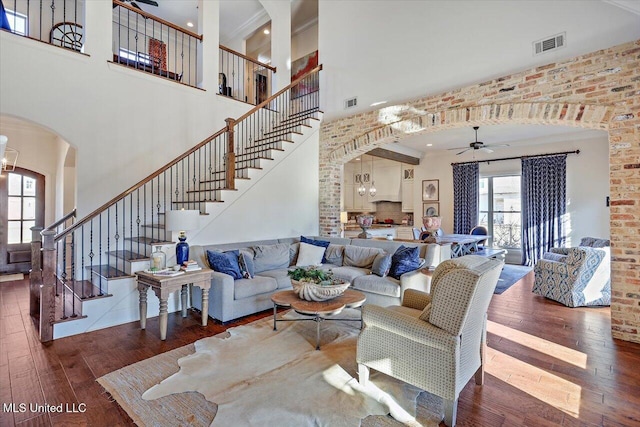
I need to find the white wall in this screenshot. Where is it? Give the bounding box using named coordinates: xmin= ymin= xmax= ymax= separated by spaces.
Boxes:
xmin=292 ymin=22 xmax=318 ymax=61
xmin=190 ymin=131 xmax=320 ymax=245
xmin=412 ymin=133 xmax=610 ymax=251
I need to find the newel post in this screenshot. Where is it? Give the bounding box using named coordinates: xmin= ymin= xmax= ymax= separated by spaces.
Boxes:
xmin=29 ymin=227 xmax=44 ymax=318
xmin=225 ymin=117 xmax=236 ymax=190
xmin=40 ymin=229 xmax=57 ymax=342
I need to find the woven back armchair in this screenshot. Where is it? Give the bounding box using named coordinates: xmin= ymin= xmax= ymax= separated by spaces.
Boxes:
xmin=356 ymin=255 xmax=503 ymax=427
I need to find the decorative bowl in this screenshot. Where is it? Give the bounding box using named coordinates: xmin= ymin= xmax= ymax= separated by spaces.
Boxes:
xmin=291 ymin=280 xmax=350 ymax=301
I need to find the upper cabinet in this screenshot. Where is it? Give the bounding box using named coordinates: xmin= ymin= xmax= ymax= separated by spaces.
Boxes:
xmin=401 ymin=164 xmax=414 ymax=212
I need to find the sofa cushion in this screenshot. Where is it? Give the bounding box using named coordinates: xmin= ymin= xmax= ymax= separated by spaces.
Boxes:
xmin=389 ymin=246 xmax=422 ymax=279
xmin=256 ymin=269 xmax=292 ymax=289
xmin=343 ymin=245 xmax=383 ymax=269
xmin=329 ymin=266 xmax=370 ymax=283
xmin=300 ymin=236 xmax=331 ymax=263
xmin=371 ymin=252 xmax=392 ymax=277
xmin=234 ymin=276 xmax=278 ymax=300
xmin=251 ymin=243 xmax=290 ymax=274
xmin=206 ymin=250 xmax=243 ymax=279
xmin=296 ymin=242 xmax=326 ymax=266
xmin=324 ymin=244 xmax=345 ymax=266
xmin=352 ymin=274 xmax=401 ymax=298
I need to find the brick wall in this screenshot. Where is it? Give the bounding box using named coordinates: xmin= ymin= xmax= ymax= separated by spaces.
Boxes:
xmin=319 ymin=39 xmax=640 ymax=343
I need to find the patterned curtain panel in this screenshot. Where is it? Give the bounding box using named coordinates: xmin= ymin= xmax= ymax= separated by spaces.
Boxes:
xmin=521 ymin=154 xmax=567 ymax=266
xmin=148 ymin=38 xmax=167 ymax=70
xmin=452 ymin=162 xmax=479 ymax=234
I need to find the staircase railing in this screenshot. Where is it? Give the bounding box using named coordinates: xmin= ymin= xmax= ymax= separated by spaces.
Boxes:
xmin=112 ymin=0 xmax=202 ymax=87
xmin=36 ymin=65 xmax=322 ymax=341
xmin=219 ymin=45 xmax=276 ymax=105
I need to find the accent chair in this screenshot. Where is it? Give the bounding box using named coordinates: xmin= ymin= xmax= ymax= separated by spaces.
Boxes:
xmin=356 ymin=255 xmax=504 ymax=427
xmin=532 ymin=237 xmax=611 ymax=307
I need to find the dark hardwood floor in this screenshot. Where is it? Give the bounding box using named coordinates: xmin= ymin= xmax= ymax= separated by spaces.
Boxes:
xmin=1 ymin=273 xmax=639 ymax=426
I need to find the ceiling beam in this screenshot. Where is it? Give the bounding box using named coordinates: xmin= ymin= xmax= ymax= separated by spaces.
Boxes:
xmin=367 ymin=148 xmax=420 ymax=165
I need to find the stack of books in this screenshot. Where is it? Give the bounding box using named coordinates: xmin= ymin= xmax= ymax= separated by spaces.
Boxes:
xmin=180 ymin=260 xmax=202 ymax=272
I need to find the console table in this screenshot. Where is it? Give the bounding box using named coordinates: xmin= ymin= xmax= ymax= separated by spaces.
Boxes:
xmin=136 ymin=269 xmax=213 ymax=340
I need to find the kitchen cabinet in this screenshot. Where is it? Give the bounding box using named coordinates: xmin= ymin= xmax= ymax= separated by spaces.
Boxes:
xmin=396 ymin=226 xmax=415 ymax=240
xmin=344 ymin=160 xmax=374 ymax=211
xmin=401 ymin=165 xmax=414 ymax=212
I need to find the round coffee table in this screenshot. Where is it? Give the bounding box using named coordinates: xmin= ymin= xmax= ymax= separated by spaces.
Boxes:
xmin=271 ymin=289 xmax=367 ymax=350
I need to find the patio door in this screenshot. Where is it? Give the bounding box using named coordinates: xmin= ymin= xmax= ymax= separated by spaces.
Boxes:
xmin=479 ymin=175 xmax=522 ymax=264
xmin=0 ymin=168 xmax=45 ymax=274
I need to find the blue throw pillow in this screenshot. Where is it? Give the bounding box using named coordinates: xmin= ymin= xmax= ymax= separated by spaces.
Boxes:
xmin=371 ymin=253 xmax=392 ymax=277
xmin=300 ymin=236 xmax=330 ymax=263
xmin=389 ymin=245 xmax=421 ymax=279
xmin=206 ymin=250 xmax=243 ymax=280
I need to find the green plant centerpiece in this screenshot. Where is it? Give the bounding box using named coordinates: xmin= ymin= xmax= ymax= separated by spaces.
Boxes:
xmin=287 ymin=266 xmax=350 ymax=301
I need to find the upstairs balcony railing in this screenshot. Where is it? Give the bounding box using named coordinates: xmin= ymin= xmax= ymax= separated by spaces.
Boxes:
xmin=2 ymin=0 xmax=85 ymax=51
xmin=112 ymin=0 xmax=201 ymax=87
xmin=33 ymin=66 xmax=322 ymax=342
xmin=219 ymin=45 xmax=276 ymax=105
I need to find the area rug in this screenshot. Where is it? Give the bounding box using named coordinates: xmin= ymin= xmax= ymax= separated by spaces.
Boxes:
xmin=0 ymin=273 xmax=24 ymax=283
xmin=97 ymin=311 xmax=444 ymax=426
xmin=495 ymin=264 xmax=532 ymax=294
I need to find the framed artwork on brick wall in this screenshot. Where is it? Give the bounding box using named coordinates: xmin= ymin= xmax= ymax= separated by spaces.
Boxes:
xmin=422 ymin=179 xmax=439 ymax=201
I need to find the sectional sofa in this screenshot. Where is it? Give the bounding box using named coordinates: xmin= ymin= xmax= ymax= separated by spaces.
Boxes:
xmin=190 ymin=236 xmax=451 ymax=323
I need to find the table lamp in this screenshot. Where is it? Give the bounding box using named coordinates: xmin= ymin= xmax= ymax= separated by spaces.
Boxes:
xmin=165 ymin=209 xmax=200 ymax=265
xmin=340 ymin=211 xmax=348 ymax=237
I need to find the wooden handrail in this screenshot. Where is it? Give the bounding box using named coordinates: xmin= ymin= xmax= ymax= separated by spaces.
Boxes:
xmin=44 ymin=208 xmax=76 ymax=232
xmin=112 ymin=0 xmax=203 ymax=41
xmin=219 ymin=45 xmax=276 ymax=72
xmin=55 ymin=65 xmax=323 ymax=241
xmin=236 ymin=64 xmax=322 ymax=124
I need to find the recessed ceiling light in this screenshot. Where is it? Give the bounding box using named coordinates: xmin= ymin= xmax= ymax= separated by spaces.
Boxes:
xmin=187 ymin=22 xmax=194 ymax=28
xmin=263 ymin=28 xmax=270 ymax=35
xmin=370 ymin=101 xmax=387 ymax=107
xmin=426 ymin=143 xmax=433 ymax=147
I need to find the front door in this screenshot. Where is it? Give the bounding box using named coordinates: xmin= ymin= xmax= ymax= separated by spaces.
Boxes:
xmin=0 ymin=168 xmax=45 ymax=274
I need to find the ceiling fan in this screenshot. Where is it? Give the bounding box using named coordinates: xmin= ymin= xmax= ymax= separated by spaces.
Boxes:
xmin=113 ymin=0 xmax=159 ymax=10
xmin=448 ymin=126 xmax=510 ymax=155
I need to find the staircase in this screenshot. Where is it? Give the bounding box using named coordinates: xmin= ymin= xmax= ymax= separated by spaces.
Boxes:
xmin=32 ymin=67 xmax=322 ymax=341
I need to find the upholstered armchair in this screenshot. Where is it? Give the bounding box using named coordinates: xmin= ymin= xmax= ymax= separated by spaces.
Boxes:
xmin=357 ymin=255 xmax=504 ymax=427
xmin=532 ymin=239 xmax=610 ymax=307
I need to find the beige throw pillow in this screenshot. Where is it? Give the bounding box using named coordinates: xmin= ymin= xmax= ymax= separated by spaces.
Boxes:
xmin=295 ymin=242 xmax=326 ymax=266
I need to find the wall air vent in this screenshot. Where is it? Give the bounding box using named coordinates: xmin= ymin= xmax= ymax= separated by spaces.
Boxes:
xmin=344 ymin=97 xmax=358 ymax=109
xmin=533 ymin=32 xmax=566 ymax=56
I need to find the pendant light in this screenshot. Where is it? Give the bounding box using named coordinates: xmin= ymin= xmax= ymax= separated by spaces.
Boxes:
xmin=369 ymin=156 xmax=377 ymax=197
xmin=357 ymin=157 xmax=366 ymax=196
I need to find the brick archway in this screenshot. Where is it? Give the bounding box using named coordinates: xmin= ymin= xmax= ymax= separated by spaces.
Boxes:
xmin=319 ymin=39 xmax=640 ymax=343
xmin=329 ymin=102 xmax=611 ymax=163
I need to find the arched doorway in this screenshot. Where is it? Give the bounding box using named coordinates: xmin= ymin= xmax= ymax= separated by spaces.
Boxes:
xmin=0 ymin=167 xmax=45 ymax=273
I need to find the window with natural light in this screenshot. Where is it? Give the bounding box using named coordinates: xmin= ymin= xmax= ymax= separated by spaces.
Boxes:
xmin=6 ymin=9 xmax=28 ymax=36
xmin=479 ymin=175 xmax=521 ymax=249
xmin=7 ymin=172 xmax=37 ymax=244
xmin=118 ymin=47 xmax=151 ymax=66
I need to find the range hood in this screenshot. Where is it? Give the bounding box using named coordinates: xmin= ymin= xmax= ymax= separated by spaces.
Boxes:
xmin=368 ymin=162 xmax=402 ymax=202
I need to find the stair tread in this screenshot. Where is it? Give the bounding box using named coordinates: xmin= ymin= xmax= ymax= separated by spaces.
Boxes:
xmin=172 ymin=200 xmax=224 ymax=204
xmin=186 ymin=188 xmax=238 ymax=194
xmin=88 ymin=264 xmax=134 ymax=279
xmin=253 ymin=132 xmax=301 ymax=144
xmin=199 ymin=178 xmax=249 ymax=184
xmin=106 ymin=250 xmax=148 ymax=261
xmin=245 ymin=140 xmax=293 ymax=150
xmin=124 ymin=236 xmax=174 ymax=245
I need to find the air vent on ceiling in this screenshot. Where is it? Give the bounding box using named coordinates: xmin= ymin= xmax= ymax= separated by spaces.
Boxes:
xmin=344 ymin=97 xmax=358 ymax=109
xmin=533 ymin=32 xmax=565 ymax=56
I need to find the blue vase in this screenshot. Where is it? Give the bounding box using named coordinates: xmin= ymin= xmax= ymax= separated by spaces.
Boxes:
xmin=176 ymin=236 xmax=189 ymax=265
